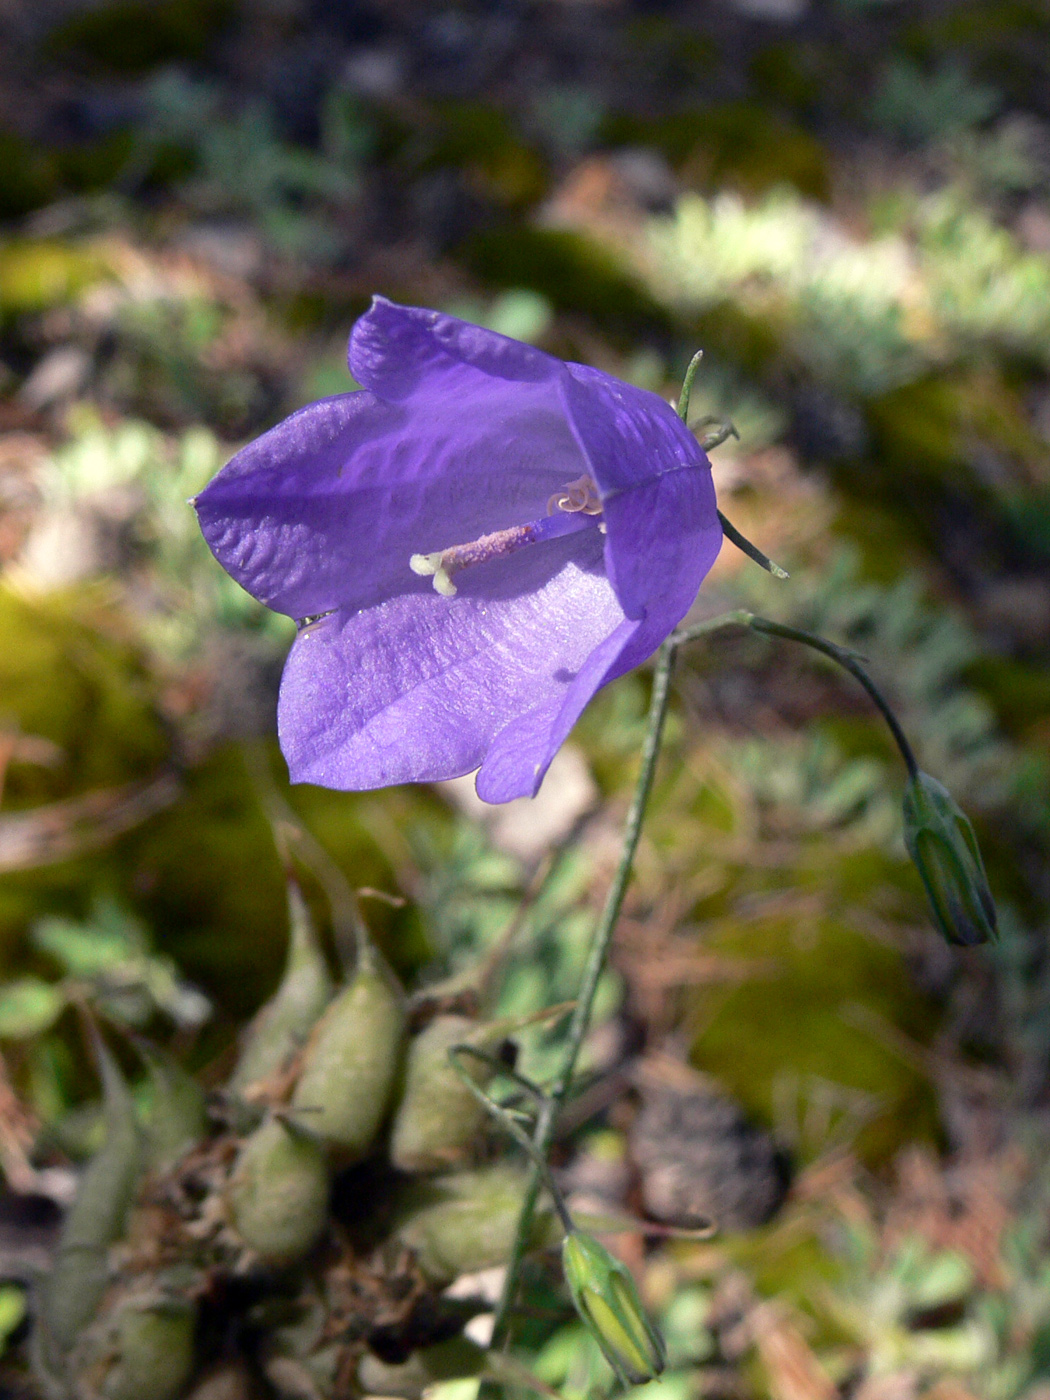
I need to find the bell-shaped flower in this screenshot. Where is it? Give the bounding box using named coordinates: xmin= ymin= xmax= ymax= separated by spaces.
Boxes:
xmin=194 ymin=298 xmax=721 ymax=802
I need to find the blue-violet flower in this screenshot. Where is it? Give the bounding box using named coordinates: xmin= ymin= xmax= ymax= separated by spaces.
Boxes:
xmin=194 ymin=298 xmax=722 ymax=802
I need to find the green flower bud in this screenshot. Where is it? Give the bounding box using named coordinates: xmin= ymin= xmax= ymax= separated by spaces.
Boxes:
xmin=227 ymin=1115 xmax=330 ymax=1265
xmin=561 ymin=1232 xmax=666 ymax=1387
xmin=231 ymin=880 xmax=334 ymax=1093
xmin=903 ymin=772 xmax=997 ymax=947
xmin=393 ymin=1164 xmax=558 ymax=1284
xmin=291 ymin=950 xmax=405 ymax=1158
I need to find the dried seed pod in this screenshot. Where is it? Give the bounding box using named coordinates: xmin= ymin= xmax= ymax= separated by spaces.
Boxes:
xmin=390 ymin=1003 xmax=572 ymax=1173
xmin=359 ymin=1336 xmax=562 ymax=1400
xmin=358 ymin=1336 xmax=486 ymax=1398
xmin=393 ymin=1164 xmax=557 ymax=1284
xmin=88 ymin=1293 xmax=197 ymax=1400
xmin=389 ymin=1016 xmax=491 ymax=1173
xmin=291 ymin=949 xmax=405 ymax=1158
xmin=231 ymin=880 xmax=334 ymax=1093
xmin=183 ymin=1363 xmax=255 ymax=1400
xmin=40 ymin=1030 xmax=143 ymax=1369
xmin=227 ymin=1115 xmax=330 ymax=1265
xmin=140 ymin=1044 xmax=209 ymax=1173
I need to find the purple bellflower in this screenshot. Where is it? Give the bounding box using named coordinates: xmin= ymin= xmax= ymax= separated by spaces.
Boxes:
xmin=194 ymin=298 xmax=722 ymax=803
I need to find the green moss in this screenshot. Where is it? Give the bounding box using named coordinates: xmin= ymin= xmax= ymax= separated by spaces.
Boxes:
xmin=830 ymin=498 xmax=925 ymax=583
xmin=690 ymin=904 xmax=939 ymax=1166
xmin=902 ymin=0 xmax=1046 ymax=61
xmin=862 ymin=371 xmax=1047 ymax=554
xmin=0 ymin=241 xmax=109 ymax=317
xmin=0 ymin=131 xmax=59 ymax=219
xmin=0 ymin=587 xmax=167 ymax=803
xmin=424 ymin=103 xmax=547 ymax=209
xmin=44 ymin=0 xmax=235 ymax=75
xmin=461 ymin=226 xmax=673 ymax=339
xmin=621 ymin=18 xmax=718 ymax=88
xmin=963 ymin=656 xmax=1050 ymax=740
xmin=0 ymin=587 xmax=170 ymax=967
xmin=1002 ymin=489 xmax=1050 ymax=564
xmin=864 ymin=378 xmax=967 ymax=497
xmin=0 ymin=125 xmax=133 ymax=219
xmin=603 ymin=104 xmax=829 ymax=202
xmin=691 ymin=301 xmax=784 ymax=377
xmin=54 ymin=129 xmax=136 ymax=193
xmin=747 ymin=44 xmax=823 ymax=113
xmin=130 ymin=745 xmax=287 ymax=1016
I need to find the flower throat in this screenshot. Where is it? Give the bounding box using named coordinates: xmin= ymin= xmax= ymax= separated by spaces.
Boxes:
xmin=410 ymin=475 xmax=603 ymax=598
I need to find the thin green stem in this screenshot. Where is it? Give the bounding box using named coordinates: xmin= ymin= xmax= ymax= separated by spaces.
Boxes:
xmin=717 ymin=512 xmax=790 ymax=579
xmin=746 ymin=616 xmax=919 ymax=778
xmin=674 ymin=351 xmax=786 ymax=582
xmin=448 ymin=1047 xmax=576 ymax=1236
xmin=676 ymin=350 xmax=704 ymax=424
xmin=485 ymin=638 xmax=678 ymax=1369
xmin=673 ymin=611 xmax=920 ymax=779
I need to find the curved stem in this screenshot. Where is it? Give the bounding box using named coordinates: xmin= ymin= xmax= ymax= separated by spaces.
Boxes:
xmin=673 ymin=612 xmax=920 ymax=779
xmin=485 ymin=638 xmax=678 ymax=1367
xmin=448 ymin=1047 xmax=576 ymax=1237
xmin=746 ymin=617 xmax=919 ymax=779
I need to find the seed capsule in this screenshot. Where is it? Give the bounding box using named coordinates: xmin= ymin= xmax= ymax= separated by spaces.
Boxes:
xmin=391 ymin=1003 xmax=572 ymax=1173
xmin=389 ymin=1015 xmax=496 ymax=1173
xmin=903 ymin=772 xmax=998 ymax=947
xmin=358 ymin=1336 xmax=486 ymax=1398
xmin=393 ymin=1164 xmax=557 ymax=1284
xmin=94 ymin=1294 xmax=197 ymax=1400
xmin=140 ymin=1044 xmax=209 ymax=1172
xmin=562 ymin=1231 xmax=666 ymax=1387
xmin=231 ymin=880 xmax=334 ymax=1092
xmin=227 ymin=1114 xmax=330 ymax=1265
xmin=41 ymin=1030 xmax=143 ymax=1367
xmin=291 ymin=949 xmax=405 ymax=1158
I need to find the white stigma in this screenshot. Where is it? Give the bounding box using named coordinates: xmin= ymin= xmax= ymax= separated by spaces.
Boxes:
xmin=547 ymin=474 xmax=602 ymax=516
xmin=410 ymin=552 xmax=458 ymax=596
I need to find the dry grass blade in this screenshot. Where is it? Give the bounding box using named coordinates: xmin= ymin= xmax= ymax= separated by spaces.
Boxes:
xmin=0 ymin=774 xmax=179 ymax=872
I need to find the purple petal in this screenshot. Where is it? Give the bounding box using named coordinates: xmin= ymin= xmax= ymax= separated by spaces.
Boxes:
xmin=195 ymin=380 xmax=588 ymax=621
xmin=475 ymin=617 xmax=640 ymax=802
xmin=475 ymin=563 xmax=704 ymax=803
xmin=349 ymin=297 xmax=558 ymax=401
xmin=560 ymin=363 xmax=722 ymax=623
xmin=278 ymin=529 xmax=625 ymax=791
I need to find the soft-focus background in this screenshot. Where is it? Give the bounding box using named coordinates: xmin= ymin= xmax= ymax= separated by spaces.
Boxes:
xmin=1 ymin=0 xmax=1050 ymax=1396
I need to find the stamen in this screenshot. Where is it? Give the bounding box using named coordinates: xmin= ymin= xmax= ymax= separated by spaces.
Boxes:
xmin=410 ymin=500 xmax=603 ymax=598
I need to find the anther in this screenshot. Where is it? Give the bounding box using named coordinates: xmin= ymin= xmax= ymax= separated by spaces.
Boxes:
xmin=547 ymin=474 xmax=602 ymax=516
